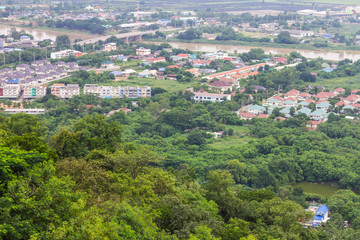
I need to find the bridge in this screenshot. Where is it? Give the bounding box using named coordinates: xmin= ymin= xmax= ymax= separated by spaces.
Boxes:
xmin=76 ymin=29 xmax=178 ymax=45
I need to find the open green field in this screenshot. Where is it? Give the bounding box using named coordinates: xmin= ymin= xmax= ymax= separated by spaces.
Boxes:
xmin=209 ymin=125 xmax=256 ymax=149
xmin=294 ymin=182 xmax=340 ymax=197
xmin=314 ymin=74 xmax=360 ymax=90
xmin=102 ymin=77 xmax=197 ymax=93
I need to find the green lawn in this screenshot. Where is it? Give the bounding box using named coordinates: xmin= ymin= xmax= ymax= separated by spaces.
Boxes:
xmin=102 ymin=77 xmax=197 ymax=92
xmin=314 ymin=74 xmax=360 ymax=90
xmin=209 ymin=125 xmax=256 ymax=149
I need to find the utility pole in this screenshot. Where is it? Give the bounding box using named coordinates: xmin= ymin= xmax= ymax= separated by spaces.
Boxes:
xmin=19 ymin=51 xmax=21 ymax=63
xmin=3 ymin=52 xmax=5 ymax=65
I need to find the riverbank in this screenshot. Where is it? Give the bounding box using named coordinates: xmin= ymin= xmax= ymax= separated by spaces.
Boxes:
xmin=149 ymin=38 xmax=360 ymax=52
xmin=146 ymin=40 xmax=360 ymax=61
xmin=0 ymin=22 xmax=99 ymax=41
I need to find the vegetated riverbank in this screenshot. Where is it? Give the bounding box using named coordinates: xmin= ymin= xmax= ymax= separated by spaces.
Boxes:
xmin=0 ymin=22 xmax=100 ymax=41
xmin=147 ymin=38 xmax=360 ymax=52
xmin=146 ymin=40 xmax=360 ymax=61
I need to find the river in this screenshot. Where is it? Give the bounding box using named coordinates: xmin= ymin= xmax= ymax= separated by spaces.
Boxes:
xmin=0 ymin=24 xmax=97 ymax=41
xmin=162 ymin=42 xmax=360 ymax=62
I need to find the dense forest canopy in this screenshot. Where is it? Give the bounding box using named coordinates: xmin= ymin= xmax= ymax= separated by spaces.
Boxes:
xmin=1 ymin=88 xmax=360 ymax=239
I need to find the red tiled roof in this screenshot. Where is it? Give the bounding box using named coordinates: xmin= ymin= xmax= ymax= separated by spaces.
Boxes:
xmin=334 ymin=88 xmax=345 ymax=93
xmin=335 ymin=101 xmax=345 ymax=106
xmin=239 ymin=112 xmax=256 ymax=118
xmin=209 ymin=80 xmax=232 ymax=87
xmin=256 ymin=114 xmax=270 ymax=119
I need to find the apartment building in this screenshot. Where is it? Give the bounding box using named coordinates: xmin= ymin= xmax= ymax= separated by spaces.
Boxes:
xmin=84 ymin=84 xmax=151 ymax=98
xmin=23 ymin=85 xmax=47 ymax=99
xmin=0 ymin=84 xmax=21 ymax=99
xmin=51 ymin=83 xmax=80 ymax=99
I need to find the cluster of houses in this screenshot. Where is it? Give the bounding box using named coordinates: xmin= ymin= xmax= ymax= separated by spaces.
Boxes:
xmin=0 ymin=60 xmax=85 ymax=99
xmin=238 ymin=87 xmax=360 ymax=129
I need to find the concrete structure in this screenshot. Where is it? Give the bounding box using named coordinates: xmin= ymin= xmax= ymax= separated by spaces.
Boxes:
xmin=192 ymin=91 xmax=231 ymax=102
xmin=51 ymin=50 xmax=83 ymax=59
xmin=136 ymin=47 xmax=151 ymax=56
xmin=84 ymin=84 xmax=151 ymax=98
xmin=50 ymin=83 xmax=80 ymax=99
xmin=0 ymin=84 xmax=20 ymax=99
xmin=23 ymin=85 xmax=47 ymax=99
xmin=4 ymin=109 xmax=45 ymax=115
xmin=103 ymin=43 xmax=117 ymax=52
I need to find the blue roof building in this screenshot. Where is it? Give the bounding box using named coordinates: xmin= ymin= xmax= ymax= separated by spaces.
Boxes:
xmin=295 ymin=107 xmax=311 ymax=116
xmin=313 ymin=205 xmax=329 ymax=227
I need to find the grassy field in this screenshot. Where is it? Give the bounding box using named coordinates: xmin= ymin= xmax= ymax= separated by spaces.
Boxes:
xmin=314 ymin=74 xmax=360 ymax=90
xmin=102 ymin=77 xmax=197 ymax=92
xmin=209 ymin=125 xmax=256 ymax=149
xmin=293 ymin=182 xmax=340 ymax=197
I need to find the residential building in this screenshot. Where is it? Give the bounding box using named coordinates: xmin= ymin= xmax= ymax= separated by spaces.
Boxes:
xmin=238 ymin=112 xmax=256 ymax=120
xmin=312 ymin=205 xmax=330 ymax=227
xmin=101 ymin=61 xmax=115 ymax=69
xmin=84 ymin=84 xmax=101 ymax=96
xmin=247 ymin=104 xmax=266 ymax=115
xmin=104 ymin=42 xmax=117 ymax=52
xmin=136 ymin=47 xmax=151 ymax=56
xmin=208 ymin=80 xmax=232 ymax=92
xmin=51 ymin=83 xmax=80 ymax=99
xmin=23 ymin=85 xmax=47 ymax=99
xmin=192 ymin=91 xmax=231 ymax=102
xmin=1 ymin=84 xmax=20 ymax=98
xmin=4 ymin=108 xmax=45 ymax=115
xmin=50 ymin=50 xmax=83 ymax=59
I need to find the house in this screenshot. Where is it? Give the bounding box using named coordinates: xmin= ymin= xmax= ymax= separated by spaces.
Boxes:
xmin=104 ymin=43 xmax=117 ymax=52
xmin=298 ymin=92 xmax=312 ymax=101
xmin=309 ymin=109 xmax=328 ymax=121
xmin=334 ymin=88 xmax=345 ymax=95
xmin=342 ymin=105 xmax=356 ymax=113
xmin=238 ymin=112 xmax=256 ymax=120
xmin=299 ymin=101 xmax=310 ymax=107
xmin=351 ymin=89 xmax=360 ymax=94
xmin=247 ymin=104 xmax=266 ymax=115
xmin=273 ymin=57 xmax=288 ymax=65
xmin=136 ymin=47 xmax=151 ymax=56
xmin=295 ymin=107 xmax=311 ymax=116
xmin=284 ymin=89 xmax=300 ymax=98
xmin=264 ymin=98 xmax=281 ymax=106
xmin=312 ymin=205 xmax=330 ymax=227
xmin=256 ymin=114 xmax=270 ymax=119
xmin=307 ymin=121 xmax=325 ymax=131
xmin=316 ymin=101 xmax=330 ymax=110
xmin=208 ymin=80 xmax=232 ymax=92
xmin=282 ymin=100 xmax=297 ymax=108
xmin=315 ymin=92 xmax=335 ymax=101
xmin=280 ymin=106 xmax=292 ymax=115
xmin=192 ymin=91 xmax=231 ymax=102
xmin=101 ymin=61 xmax=115 ymax=69
xmin=343 ymin=94 xmax=360 ymax=104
